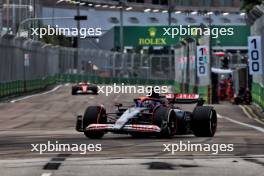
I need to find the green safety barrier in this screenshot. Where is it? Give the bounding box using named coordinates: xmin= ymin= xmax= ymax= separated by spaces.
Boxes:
xmin=174 ymin=82 xmax=181 ymax=93
xmin=57 ymin=74 xmax=175 ymax=86
xmin=198 ymin=85 xmax=208 ymax=103
xmin=188 ymin=85 xmax=194 ymax=94
xmin=1 ymin=74 xmax=210 ymax=102
xmin=0 ymin=72 xmax=176 ymax=99
xmin=252 ymin=82 xmax=264 ymax=109
xmin=0 ymin=75 xmax=58 ymax=99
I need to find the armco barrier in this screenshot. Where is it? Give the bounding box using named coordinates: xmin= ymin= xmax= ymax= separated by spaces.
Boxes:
xmin=252 ymin=82 xmax=264 ymax=109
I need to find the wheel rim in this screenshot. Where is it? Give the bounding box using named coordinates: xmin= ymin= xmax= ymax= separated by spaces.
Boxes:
xmin=168 ymin=110 xmax=177 ymax=135
xmin=209 ymin=110 xmax=217 ymax=135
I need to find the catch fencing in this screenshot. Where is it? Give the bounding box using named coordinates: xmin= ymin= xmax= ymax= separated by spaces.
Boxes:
xmin=0 ymin=35 xmax=175 ymax=98
xmin=0 ymin=35 xmax=176 ymax=82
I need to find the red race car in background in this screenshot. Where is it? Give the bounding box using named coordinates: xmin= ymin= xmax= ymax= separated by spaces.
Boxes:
xmin=71 ymin=82 xmax=98 ymax=95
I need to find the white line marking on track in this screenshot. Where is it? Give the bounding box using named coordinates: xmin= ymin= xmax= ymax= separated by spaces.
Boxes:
xmin=254 ymin=118 xmax=264 ymax=125
xmin=41 ymin=173 xmax=52 ymax=176
xmin=239 ymin=105 xmax=264 ymax=125
xmin=217 ymin=114 xmax=223 ymax=119
xmin=218 ymin=114 xmax=264 ymax=133
xmin=10 ymin=85 xmax=62 ymax=103
xmin=239 ymin=105 xmax=253 ymax=119
xmin=244 ymin=105 xmax=258 ymax=119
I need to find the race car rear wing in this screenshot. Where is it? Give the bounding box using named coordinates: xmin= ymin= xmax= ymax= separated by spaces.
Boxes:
xmin=163 ymin=93 xmax=204 ymax=105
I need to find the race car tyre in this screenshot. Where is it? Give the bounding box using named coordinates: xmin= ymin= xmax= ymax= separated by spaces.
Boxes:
xmin=72 ymin=87 xmax=77 ymax=95
xmin=191 ymin=106 xmax=217 ymax=137
xmin=83 ymin=106 xmax=107 ymax=139
xmin=91 ymin=86 xmax=98 ymax=95
xmin=153 ymin=106 xmax=177 ymax=138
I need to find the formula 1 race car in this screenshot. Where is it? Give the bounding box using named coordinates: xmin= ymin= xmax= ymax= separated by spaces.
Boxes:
xmin=76 ymin=94 xmax=217 ymax=139
xmin=71 ymin=82 xmax=98 ymax=95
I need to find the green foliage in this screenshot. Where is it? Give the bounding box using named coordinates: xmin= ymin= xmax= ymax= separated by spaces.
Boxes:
xmin=40 ymin=33 xmax=72 ymax=47
xmin=241 ymin=0 xmax=263 ymax=13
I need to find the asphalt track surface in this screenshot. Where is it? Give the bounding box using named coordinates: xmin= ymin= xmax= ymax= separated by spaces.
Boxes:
xmin=0 ymin=84 xmax=263 ymax=176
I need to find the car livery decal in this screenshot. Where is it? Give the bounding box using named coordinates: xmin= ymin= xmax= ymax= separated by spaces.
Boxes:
xmin=113 ymin=107 xmax=147 ymax=130
xmin=81 ymin=85 xmax=88 ymax=92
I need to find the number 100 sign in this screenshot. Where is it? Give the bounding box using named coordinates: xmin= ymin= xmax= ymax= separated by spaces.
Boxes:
xmin=196 ymin=46 xmax=209 ymax=77
xmin=248 ymin=36 xmax=263 ymax=75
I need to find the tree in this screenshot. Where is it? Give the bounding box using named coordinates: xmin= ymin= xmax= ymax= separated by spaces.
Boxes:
xmin=241 ymin=0 xmax=263 ymax=13
xmin=41 ymin=33 xmax=71 ymax=47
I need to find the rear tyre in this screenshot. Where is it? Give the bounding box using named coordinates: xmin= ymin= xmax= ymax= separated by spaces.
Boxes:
xmin=90 ymin=86 xmax=98 ymax=95
xmin=191 ymin=106 xmax=217 ymax=137
xmin=153 ymin=106 xmax=177 ymax=138
xmin=83 ymin=106 xmax=107 ymax=139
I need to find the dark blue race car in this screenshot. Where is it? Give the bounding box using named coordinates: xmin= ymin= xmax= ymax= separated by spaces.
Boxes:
xmin=76 ymin=93 xmax=217 ymax=139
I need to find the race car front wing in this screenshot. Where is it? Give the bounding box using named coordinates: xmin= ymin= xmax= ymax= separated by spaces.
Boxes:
xmin=85 ymin=124 xmax=161 ymax=133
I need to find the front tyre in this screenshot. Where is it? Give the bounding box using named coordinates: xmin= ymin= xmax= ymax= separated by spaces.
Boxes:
xmin=90 ymin=86 xmax=98 ymax=95
xmin=153 ymin=106 xmax=177 ymax=138
xmin=83 ymin=106 xmax=107 ymax=139
xmin=191 ymin=106 xmax=217 ymax=137
xmin=72 ymin=87 xmax=77 ymax=95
